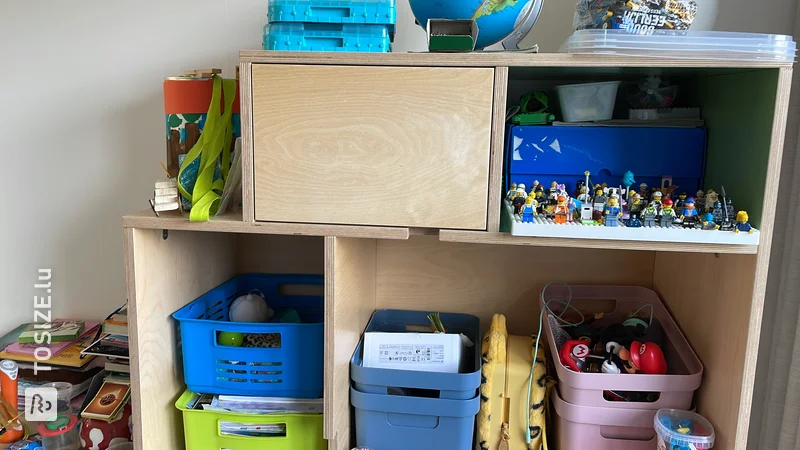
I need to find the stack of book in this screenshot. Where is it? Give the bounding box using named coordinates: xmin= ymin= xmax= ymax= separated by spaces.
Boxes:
xmin=0 ymin=320 xmax=103 ymax=413
xmin=84 ymin=309 xmax=130 ymax=378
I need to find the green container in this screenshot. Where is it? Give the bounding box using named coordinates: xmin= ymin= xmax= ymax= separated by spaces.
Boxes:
xmin=175 ymin=390 xmax=326 ymax=450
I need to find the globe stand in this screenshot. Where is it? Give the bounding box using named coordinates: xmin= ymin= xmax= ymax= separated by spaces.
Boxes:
xmin=500 ymin=0 xmax=544 ymax=51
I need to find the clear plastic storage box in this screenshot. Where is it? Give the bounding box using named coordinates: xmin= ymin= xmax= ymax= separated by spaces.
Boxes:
xmin=561 ymin=30 xmax=797 ymax=62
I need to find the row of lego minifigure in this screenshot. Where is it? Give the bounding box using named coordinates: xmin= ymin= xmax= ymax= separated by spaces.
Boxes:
xmin=506 ymin=172 xmax=755 ymax=233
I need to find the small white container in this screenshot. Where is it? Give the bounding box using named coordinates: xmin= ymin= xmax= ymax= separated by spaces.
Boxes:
xmin=556 ymin=81 xmax=621 ymax=122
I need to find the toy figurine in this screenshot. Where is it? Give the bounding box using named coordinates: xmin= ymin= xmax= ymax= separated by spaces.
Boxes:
xmin=675 ymin=191 xmax=688 ymax=211
xmin=626 ymin=341 xmax=668 ymax=374
xmin=650 ymin=190 xmax=664 ymax=209
xmin=604 ymin=197 xmax=622 ymax=227
xmin=573 ymin=179 xmax=586 ymax=198
xmin=695 ymin=189 xmax=706 ymax=211
xmin=534 ymin=190 xmax=546 ymax=214
xmin=680 ymin=197 xmax=698 ymax=228
xmin=705 ymin=189 xmax=719 ymax=212
xmin=734 ymin=211 xmax=755 ymax=234
xmin=711 ymin=200 xmax=724 ymax=223
xmin=642 ymin=204 xmax=658 ymax=227
xmin=638 ymin=183 xmax=650 ymax=200
xmin=702 ymin=212 xmax=720 ymax=231
xmin=629 ymin=193 xmax=643 ymax=219
xmin=577 ymin=186 xmax=591 ymax=204
xmin=592 ymin=188 xmax=606 ymax=221
xmin=568 ymin=198 xmax=578 ymax=222
xmin=521 ymin=196 xmax=537 ymax=223
xmin=512 ymin=192 xmax=526 ymax=215
xmin=660 ymin=199 xmax=677 ymax=228
xmin=532 ymin=180 xmax=541 ymax=192
xmin=627 ymin=215 xmax=642 ymax=228
xmin=554 ymin=195 xmax=569 ymax=224
xmin=516 ymin=183 xmax=527 ymax=198
xmin=506 ymin=183 xmax=518 ymax=201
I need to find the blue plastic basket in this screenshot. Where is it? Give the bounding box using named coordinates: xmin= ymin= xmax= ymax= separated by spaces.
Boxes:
xmin=263 ymin=23 xmax=391 ymax=53
xmin=268 ymin=0 xmax=396 ymax=38
xmin=172 ymin=274 xmax=324 ymax=397
xmin=351 ymin=387 xmax=479 ymax=450
xmin=350 ymin=310 xmax=481 ymax=400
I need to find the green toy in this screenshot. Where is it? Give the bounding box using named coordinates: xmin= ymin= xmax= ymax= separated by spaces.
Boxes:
xmin=218 ymin=331 xmax=244 ymax=347
xmin=512 ymin=91 xmax=555 ymax=125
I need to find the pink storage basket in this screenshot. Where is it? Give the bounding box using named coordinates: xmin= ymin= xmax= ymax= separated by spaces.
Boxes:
xmin=552 ymin=388 xmax=657 ymax=450
xmin=542 ymin=285 xmax=703 ymax=409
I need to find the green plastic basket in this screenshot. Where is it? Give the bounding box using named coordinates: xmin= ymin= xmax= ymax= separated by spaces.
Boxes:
xmin=175 ymin=390 xmax=326 ymax=450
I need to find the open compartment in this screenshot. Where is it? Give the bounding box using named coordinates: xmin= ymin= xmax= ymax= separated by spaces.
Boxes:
xmin=124 ymin=229 xmax=324 ymax=450
xmin=326 ymin=235 xmax=760 ymax=450
xmin=499 ymin=66 xmax=787 ymax=250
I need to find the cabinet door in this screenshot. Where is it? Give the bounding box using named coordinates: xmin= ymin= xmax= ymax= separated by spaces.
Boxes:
xmin=251 ymin=64 xmax=495 ymax=230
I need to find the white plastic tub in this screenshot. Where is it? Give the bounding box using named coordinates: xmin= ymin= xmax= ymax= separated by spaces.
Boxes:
xmin=556 ymin=81 xmax=620 ymax=122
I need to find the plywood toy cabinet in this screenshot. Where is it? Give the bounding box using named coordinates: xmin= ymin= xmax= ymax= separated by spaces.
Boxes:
xmin=123 ymin=51 xmax=792 ymax=450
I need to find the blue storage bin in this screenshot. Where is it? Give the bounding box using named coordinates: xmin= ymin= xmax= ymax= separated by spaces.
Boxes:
xmin=506 ymin=125 xmax=707 ymax=195
xmin=172 ymin=274 xmax=324 ymax=397
xmin=351 ymin=387 xmax=479 ymax=450
xmin=268 ymin=0 xmax=396 ymax=38
xmin=263 ymin=23 xmax=390 ymax=52
xmin=350 ymin=310 xmax=480 ymax=400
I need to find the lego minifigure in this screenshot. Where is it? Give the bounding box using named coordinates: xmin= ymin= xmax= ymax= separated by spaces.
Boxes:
xmin=592 ymin=188 xmax=606 ymax=221
xmin=680 ymin=197 xmax=698 ymax=228
xmin=650 ymin=191 xmax=664 ymax=209
xmin=627 ymin=215 xmax=642 ymax=228
xmin=629 ymin=193 xmax=643 ymax=219
xmin=675 ymin=191 xmax=688 ymax=211
xmin=734 ymin=211 xmax=754 ymax=234
xmin=532 ymin=180 xmax=541 ymax=192
xmin=522 ymin=196 xmax=537 ymax=223
xmin=506 ymin=183 xmax=518 ymax=201
xmin=705 ymin=189 xmax=719 ymax=212
xmin=512 ymin=192 xmax=526 ymax=215
xmin=577 ymin=186 xmax=591 ymax=204
xmin=554 ymin=195 xmax=569 ymax=224
xmin=702 ymin=213 xmax=720 ymax=231
xmin=639 ymin=183 xmax=650 ymax=200
xmin=516 ymin=183 xmax=527 ymax=199
xmin=604 ymin=197 xmax=622 ymax=227
xmin=695 ymin=189 xmax=706 ymax=212
xmin=712 ymin=200 xmax=724 ymax=223
xmin=643 ymin=204 xmax=658 ymax=227
xmin=574 ymin=179 xmax=586 ymax=198
xmin=660 ymin=199 xmax=677 ymax=228
xmin=534 ymin=190 xmax=546 ymax=214
xmin=601 ymin=182 xmax=609 ymax=196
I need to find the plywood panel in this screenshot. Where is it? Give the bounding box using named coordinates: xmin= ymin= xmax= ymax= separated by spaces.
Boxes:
xmin=240 ymin=61 xmax=255 ymax=222
xmin=487 ymin=67 xmax=509 ymax=233
xmin=324 ymin=237 xmax=377 ymax=450
xmin=375 ymin=236 xmax=655 ymax=335
xmin=240 ymin=50 xmax=793 ymax=70
xmin=235 ymin=234 xmax=325 ymax=275
xmin=252 ymin=64 xmax=494 ymax=229
xmin=653 ymin=252 xmax=757 ymax=450
xmin=125 ymin=229 xmax=236 ymax=450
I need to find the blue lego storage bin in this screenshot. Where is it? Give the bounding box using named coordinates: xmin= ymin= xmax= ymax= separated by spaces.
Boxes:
xmin=351 ymin=387 xmax=480 ymax=450
xmin=506 ymin=125 xmax=707 ymax=195
xmin=268 ymin=0 xmax=396 ymax=39
xmin=350 ymin=309 xmax=481 ymax=400
xmin=263 ymin=23 xmax=391 ymax=52
xmin=172 ymin=274 xmax=324 ymax=398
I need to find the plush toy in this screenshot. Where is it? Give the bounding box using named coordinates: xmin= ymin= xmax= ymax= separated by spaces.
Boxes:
xmin=476 ymin=314 xmax=555 ymax=450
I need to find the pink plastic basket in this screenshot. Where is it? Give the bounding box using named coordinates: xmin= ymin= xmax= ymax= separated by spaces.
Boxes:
xmin=542 ymin=285 xmax=703 ymax=409
xmin=552 ymin=388 xmax=657 ymax=450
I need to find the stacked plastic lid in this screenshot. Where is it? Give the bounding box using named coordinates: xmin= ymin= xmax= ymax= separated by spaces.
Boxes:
xmin=561 ymin=30 xmax=796 ymax=62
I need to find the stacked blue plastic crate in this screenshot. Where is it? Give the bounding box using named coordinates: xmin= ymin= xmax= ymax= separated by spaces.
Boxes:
xmin=264 ymin=0 xmax=396 ymax=52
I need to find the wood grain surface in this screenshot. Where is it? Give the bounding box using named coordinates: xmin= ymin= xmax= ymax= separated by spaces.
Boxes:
xmin=251 ymin=64 xmax=494 ymax=229
xmin=324 ymin=237 xmax=377 ymax=450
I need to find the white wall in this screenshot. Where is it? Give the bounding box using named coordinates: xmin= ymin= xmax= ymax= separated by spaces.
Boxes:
xmin=0 ymin=0 xmax=794 ymax=335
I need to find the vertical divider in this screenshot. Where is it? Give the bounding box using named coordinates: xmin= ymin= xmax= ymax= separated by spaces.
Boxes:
xmin=125 ymin=229 xmax=236 ymax=450
xmin=240 ymin=61 xmax=255 ymax=222
xmin=324 ymin=237 xmax=378 ymax=450
xmin=487 ymin=67 xmax=509 ymax=232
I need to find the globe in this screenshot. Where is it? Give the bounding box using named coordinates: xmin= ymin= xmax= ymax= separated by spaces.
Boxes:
xmin=409 ymin=0 xmax=539 ymax=49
